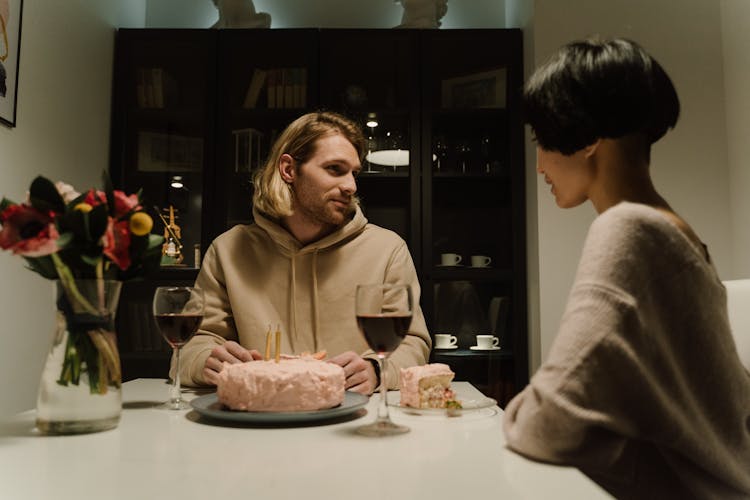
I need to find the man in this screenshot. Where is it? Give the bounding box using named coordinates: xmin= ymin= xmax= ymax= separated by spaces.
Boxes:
xmin=173 ymin=111 xmax=431 ymax=394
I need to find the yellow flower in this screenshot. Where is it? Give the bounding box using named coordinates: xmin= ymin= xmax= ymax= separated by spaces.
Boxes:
xmin=74 ymin=202 xmax=93 ymax=213
xmin=129 ymin=212 xmax=153 ymax=236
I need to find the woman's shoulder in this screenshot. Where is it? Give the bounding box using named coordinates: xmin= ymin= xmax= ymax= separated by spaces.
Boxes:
xmin=589 ymin=202 xmax=682 ymax=248
xmin=595 ymin=201 xmax=667 ymax=229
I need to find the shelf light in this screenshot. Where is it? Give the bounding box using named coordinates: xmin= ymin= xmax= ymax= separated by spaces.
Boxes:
xmin=170 ymin=175 xmax=184 ymax=189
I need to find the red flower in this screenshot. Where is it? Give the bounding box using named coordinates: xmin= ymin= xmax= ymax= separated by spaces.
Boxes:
xmin=112 ymin=190 xmax=141 ymax=218
xmin=84 ymin=189 xmax=107 ymax=207
xmin=0 ymin=204 xmax=60 ymax=257
xmin=102 ymin=217 xmax=131 ymax=270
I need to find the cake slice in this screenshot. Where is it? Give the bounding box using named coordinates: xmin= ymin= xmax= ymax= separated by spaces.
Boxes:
xmin=399 ymin=363 xmax=461 ymax=409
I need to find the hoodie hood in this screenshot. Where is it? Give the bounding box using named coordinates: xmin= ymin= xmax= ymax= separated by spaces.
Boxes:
xmin=252 ymin=204 xmax=368 ymax=255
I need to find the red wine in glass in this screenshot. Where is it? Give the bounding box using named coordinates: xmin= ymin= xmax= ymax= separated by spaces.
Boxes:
xmin=355 ymin=283 xmax=413 ymax=436
xmin=153 ymin=286 xmax=205 ymax=410
xmin=356 ymin=314 xmax=412 ymax=354
xmin=155 ymin=313 xmax=203 ymax=348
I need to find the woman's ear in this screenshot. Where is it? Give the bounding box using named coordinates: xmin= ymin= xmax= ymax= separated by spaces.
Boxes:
xmin=279 ymin=154 xmax=296 ymax=183
xmin=583 ymin=139 xmax=601 ymax=159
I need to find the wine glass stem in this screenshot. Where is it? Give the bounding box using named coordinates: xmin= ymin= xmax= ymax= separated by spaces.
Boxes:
xmin=171 ymin=346 xmax=182 ymax=404
xmin=376 ymin=355 xmax=389 ymax=421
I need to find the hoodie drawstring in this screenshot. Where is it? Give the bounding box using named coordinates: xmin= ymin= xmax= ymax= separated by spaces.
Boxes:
xmin=289 ymin=253 xmax=297 ymax=351
xmin=312 ymin=249 xmax=320 ymax=352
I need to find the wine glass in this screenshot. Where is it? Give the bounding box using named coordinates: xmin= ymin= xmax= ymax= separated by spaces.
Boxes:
xmin=434 ymin=135 xmax=448 ymax=173
xmin=153 ymin=286 xmax=205 ymax=410
xmin=456 ymin=139 xmax=472 ymax=174
xmin=355 ymin=283 xmax=413 ymax=436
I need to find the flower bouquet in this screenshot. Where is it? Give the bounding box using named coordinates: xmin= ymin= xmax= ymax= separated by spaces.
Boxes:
xmin=0 ymin=174 xmax=163 ymax=399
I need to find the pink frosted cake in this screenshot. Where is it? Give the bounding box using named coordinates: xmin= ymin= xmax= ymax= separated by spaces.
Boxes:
xmin=216 ymin=358 xmax=345 ymax=412
xmin=399 ymin=363 xmax=461 ymax=409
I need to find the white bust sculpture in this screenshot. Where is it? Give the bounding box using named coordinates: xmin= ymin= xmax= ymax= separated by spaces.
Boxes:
xmin=211 ymin=0 xmax=271 ymax=29
xmin=396 ymin=0 xmax=448 ymax=29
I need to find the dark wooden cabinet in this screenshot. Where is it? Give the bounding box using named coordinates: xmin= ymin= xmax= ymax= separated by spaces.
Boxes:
xmin=110 ymin=28 xmax=526 ymax=404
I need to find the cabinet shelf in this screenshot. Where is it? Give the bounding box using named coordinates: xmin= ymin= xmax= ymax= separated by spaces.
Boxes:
xmin=432 ymin=348 xmax=514 ymax=360
xmin=429 ymin=267 xmax=513 ymax=281
xmin=358 ymin=169 xmax=411 ymax=178
xmin=432 ymin=171 xmax=510 ymax=180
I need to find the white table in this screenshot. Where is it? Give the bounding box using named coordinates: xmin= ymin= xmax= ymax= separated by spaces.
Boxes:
xmin=0 ymin=380 xmax=611 ymax=499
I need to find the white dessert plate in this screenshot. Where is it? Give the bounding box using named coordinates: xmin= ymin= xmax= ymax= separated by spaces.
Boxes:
xmin=434 ymin=345 xmax=458 ymax=350
xmin=190 ymin=391 xmax=369 ymax=424
xmin=469 ymin=346 xmax=501 ymax=351
xmin=388 ymin=395 xmax=498 ymax=417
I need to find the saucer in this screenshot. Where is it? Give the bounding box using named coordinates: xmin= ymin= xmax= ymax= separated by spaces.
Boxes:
xmin=437 ymin=264 xmax=464 ymax=268
xmin=469 ymin=265 xmax=492 ymax=269
xmin=434 ymin=345 xmax=458 ymax=350
xmin=470 ymin=345 xmax=501 ymax=351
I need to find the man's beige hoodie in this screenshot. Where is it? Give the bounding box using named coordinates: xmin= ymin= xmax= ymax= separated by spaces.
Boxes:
xmin=175 ymin=205 xmax=430 ymax=388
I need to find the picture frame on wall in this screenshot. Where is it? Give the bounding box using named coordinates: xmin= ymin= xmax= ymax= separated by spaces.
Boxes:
xmin=0 ymin=0 xmax=23 ymax=127
xmin=441 ymin=68 xmax=506 ymax=109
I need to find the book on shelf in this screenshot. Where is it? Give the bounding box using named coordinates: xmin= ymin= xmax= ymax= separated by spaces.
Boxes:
xmin=261 ymin=67 xmax=308 ymax=109
xmin=136 ymin=67 xmax=177 ymax=109
xmin=283 ymin=68 xmax=295 ymax=108
xmin=136 ymin=68 xmax=148 ymax=107
xmin=242 ymin=68 xmax=268 ymax=108
xmin=297 ymin=67 xmax=307 ymax=108
xmin=151 ymin=68 xmax=178 ymax=109
xmin=267 ymin=69 xmax=281 ymax=109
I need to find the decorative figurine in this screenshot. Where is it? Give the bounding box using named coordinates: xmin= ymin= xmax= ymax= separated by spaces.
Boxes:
xmin=210 ymin=0 xmax=271 ymax=29
xmin=158 ymin=205 xmax=184 ymax=265
xmin=395 ymin=0 xmax=448 ymax=29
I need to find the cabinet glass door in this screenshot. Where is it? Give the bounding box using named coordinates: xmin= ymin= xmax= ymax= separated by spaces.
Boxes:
xmin=319 ymin=29 xmax=419 ymax=255
xmin=112 ymin=29 xmax=216 ymax=270
xmin=213 ymin=29 xmax=319 ymax=241
xmin=420 ymin=30 xmax=526 ymax=405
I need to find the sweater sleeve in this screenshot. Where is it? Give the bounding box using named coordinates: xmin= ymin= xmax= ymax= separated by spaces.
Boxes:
xmin=378 ymin=240 xmax=432 ymax=389
xmin=503 ymin=283 xmax=644 ymax=470
xmin=170 ymin=243 xmax=239 ymax=387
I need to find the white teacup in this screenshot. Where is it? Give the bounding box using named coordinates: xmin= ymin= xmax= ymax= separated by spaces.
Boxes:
xmin=434 ymin=333 xmax=458 ymax=349
xmin=440 ymin=253 xmax=462 ymax=266
xmin=470 ymin=255 xmax=492 ymax=268
xmin=476 ymin=335 xmax=500 ymax=349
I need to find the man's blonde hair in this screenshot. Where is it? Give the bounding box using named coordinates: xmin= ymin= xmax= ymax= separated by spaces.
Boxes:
xmin=252 ymin=111 xmax=366 ymax=219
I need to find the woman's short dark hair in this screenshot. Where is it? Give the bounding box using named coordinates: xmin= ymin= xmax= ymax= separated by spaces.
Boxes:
xmin=523 ymin=37 xmax=680 ymax=155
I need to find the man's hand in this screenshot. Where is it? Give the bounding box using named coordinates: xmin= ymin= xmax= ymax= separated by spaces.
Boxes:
xmin=203 ymin=341 xmax=262 ymax=385
xmin=327 ymin=351 xmax=378 ymax=395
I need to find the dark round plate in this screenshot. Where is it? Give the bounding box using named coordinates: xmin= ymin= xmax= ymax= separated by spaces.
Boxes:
xmin=190 ymin=391 xmax=369 ymax=423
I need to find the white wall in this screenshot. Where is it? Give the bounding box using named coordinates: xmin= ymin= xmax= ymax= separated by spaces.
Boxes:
xmin=722 ymin=0 xmax=750 ymax=278
xmin=522 ymin=0 xmax=737 ymax=368
xmin=0 ymin=0 xmax=145 ymax=416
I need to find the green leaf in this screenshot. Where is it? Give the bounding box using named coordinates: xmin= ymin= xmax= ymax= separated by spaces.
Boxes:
xmin=22 ymin=256 xmax=58 ymax=279
xmin=147 ymin=234 xmax=165 ymax=250
xmin=29 ymin=176 xmax=65 ymax=214
xmin=55 ymin=232 xmax=73 ymax=249
xmin=0 ymin=197 xmax=17 ymax=212
xmin=80 ymin=254 xmax=100 ymax=266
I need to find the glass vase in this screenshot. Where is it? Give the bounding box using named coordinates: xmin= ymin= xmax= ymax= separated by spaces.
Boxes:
xmin=36 ymin=280 xmax=123 ymax=434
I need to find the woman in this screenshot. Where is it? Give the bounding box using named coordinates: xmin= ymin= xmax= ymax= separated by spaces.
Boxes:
xmin=503 ymin=37 xmax=750 ymax=499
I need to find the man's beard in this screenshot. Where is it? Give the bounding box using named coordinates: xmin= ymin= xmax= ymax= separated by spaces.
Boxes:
xmin=292 ymin=189 xmax=355 ymax=229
